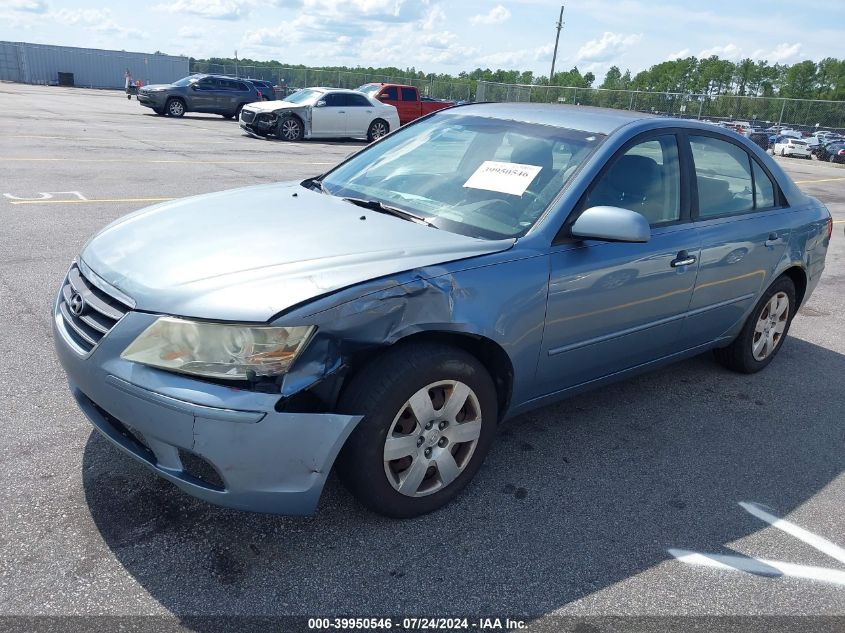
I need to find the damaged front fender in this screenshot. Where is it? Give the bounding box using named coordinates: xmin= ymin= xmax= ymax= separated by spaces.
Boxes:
xmin=277 ymin=249 xmax=551 ymax=421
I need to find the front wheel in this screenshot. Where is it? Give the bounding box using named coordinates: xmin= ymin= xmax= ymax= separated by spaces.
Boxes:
xmin=276 ymin=115 xmax=303 ymax=141
xmin=367 ymin=118 xmax=389 ymax=142
xmin=166 ymin=98 xmax=185 ymax=117
xmin=713 ymin=276 xmax=796 ymax=373
xmin=336 ymin=342 xmax=498 ymax=518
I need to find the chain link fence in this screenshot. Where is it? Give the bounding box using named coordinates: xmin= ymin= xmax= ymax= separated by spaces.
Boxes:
xmin=476 ymin=81 xmax=845 ymax=133
xmin=189 ymin=61 xmax=475 ymax=101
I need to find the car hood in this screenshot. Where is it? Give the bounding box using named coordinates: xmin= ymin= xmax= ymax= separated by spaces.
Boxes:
xmin=243 ymin=100 xmax=311 ymax=114
xmin=81 ymin=182 xmax=514 ymax=322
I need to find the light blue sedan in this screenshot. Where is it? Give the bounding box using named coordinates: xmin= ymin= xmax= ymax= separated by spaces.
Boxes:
xmin=53 ymin=104 xmax=832 ymax=518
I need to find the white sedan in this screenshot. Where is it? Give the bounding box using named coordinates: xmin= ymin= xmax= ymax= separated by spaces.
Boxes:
xmin=239 ymin=87 xmax=400 ymax=142
xmin=772 ymin=137 xmax=811 ymax=159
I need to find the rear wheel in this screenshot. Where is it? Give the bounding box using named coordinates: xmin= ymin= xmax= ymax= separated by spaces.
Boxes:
xmin=367 ymin=118 xmax=389 ymax=142
xmin=336 ymin=342 xmax=498 ymax=518
xmin=713 ymin=276 xmax=796 ymax=373
xmin=166 ymin=98 xmax=185 ymax=117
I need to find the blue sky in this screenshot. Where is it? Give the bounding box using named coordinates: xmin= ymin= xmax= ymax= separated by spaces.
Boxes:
xmin=2 ymin=1 xmax=844 ymax=81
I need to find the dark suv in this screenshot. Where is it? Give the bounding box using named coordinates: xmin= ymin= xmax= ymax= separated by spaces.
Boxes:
xmin=245 ymin=79 xmax=277 ymax=101
xmin=137 ymin=74 xmax=262 ymax=118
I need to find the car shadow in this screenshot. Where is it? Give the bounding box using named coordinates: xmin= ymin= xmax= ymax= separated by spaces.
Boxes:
xmin=141 ymin=113 xmax=236 ymax=122
xmin=82 ymin=337 xmax=844 ymax=622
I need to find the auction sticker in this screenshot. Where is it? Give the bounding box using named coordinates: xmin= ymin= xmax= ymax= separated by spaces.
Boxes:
xmin=463 ymin=161 xmax=543 ymax=196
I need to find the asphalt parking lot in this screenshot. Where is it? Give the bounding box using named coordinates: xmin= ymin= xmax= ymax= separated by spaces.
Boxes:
xmin=1 ymin=83 xmax=844 ymax=629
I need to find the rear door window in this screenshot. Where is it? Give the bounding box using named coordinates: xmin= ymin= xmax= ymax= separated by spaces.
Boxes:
xmin=752 ymin=161 xmax=776 ymax=209
xmin=690 ymin=135 xmax=754 ymax=217
xmin=400 ymin=87 xmax=417 ymax=101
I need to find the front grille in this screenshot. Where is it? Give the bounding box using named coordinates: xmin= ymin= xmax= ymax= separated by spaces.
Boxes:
xmin=58 ymin=263 xmax=132 ymax=353
xmin=240 ymin=110 xmax=256 ymax=124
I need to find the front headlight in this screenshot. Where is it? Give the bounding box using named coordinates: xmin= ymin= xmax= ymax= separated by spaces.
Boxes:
xmin=121 ymin=317 xmax=315 ymax=380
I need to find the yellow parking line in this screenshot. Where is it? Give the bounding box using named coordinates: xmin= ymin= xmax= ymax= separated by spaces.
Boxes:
xmin=8 ymin=197 xmax=175 ymax=205
xmin=794 ymin=177 xmax=845 ymax=184
xmin=833 ymin=220 xmax=845 ymax=224
xmin=0 ymin=157 xmax=332 ymax=165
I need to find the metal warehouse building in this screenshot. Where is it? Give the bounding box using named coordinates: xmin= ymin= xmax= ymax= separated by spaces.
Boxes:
xmin=0 ymin=41 xmax=189 ymax=89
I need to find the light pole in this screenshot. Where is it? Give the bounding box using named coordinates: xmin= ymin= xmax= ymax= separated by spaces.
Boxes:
xmin=549 ymin=5 xmax=564 ymax=84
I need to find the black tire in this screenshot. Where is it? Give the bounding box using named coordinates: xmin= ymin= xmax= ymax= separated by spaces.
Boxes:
xmin=336 ymin=342 xmax=498 ymax=518
xmin=276 ymin=115 xmax=304 ymax=141
xmin=780 ymin=148 xmax=785 ymax=156
xmin=165 ymin=98 xmax=185 ymax=117
xmin=367 ymin=118 xmax=389 ymax=142
xmin=831 ymin=155 xmax=837 ymax=163
xmin=713 ymin=276 xmax=796 ymax=374
xmin=222 ymin=113 xmax=233 ymax=119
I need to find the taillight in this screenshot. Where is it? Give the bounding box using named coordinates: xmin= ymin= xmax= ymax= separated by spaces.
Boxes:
xmin=256 ymin=90 xmax=263 ymax=98
xmin=828 ymin=216 xmax=834 ymax=240
xmin=838 ymin=149 xmax=845 ymax=156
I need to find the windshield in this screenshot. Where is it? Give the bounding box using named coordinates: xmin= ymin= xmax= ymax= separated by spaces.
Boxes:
xmin=357 ymin=84 xmax=381 ymax=97
xmin=283 ymin=89 xmax=322 ymax=104
xmin=172 ymin=76 xmax=197 ymax=87
xmin=319 ymin=113 xmax=604 ymax=239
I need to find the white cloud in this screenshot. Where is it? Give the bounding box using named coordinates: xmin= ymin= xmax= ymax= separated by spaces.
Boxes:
xmin=7 ymin=0 xmax=48 ymax=12
xmin=177 ymin=25 xmax=205 ymax=39
xmin=577 ymin=32 xmax=642 ymax=62
xmin=755 ymin=42 xmax=802 ymax=63
xmin=470 ymin=5 xmax=511 ymax=26
xmin=154 ymin=0 xmax=258 ymax=21
xmin=698 ymin=43 xmax=743 ymax=60
xmin=51 ymin=9 xmax=147 ymax=39
xmin=666 ymin=48 xmax=690 ymax=60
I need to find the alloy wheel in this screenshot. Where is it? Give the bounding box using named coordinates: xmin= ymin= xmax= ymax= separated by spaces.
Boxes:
xmin=752 ymin=291 xmax=789 ymax=361
xmin=280 ymin=118 xmax=301 ymax=141
xmin=383 ymin=380 xmax=483 ymax=497
xmin=168 ymin=100 xmax=184 ymax=116
xmin=370 ymin=121 xmax=388 ymax=140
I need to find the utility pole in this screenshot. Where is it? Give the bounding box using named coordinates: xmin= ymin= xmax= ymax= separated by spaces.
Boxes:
xmin=549 ymin=5 xmax=564 ymax=84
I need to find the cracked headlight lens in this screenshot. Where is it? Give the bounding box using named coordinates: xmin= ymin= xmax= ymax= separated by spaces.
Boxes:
xmin=121 ymin=317 xmax=315 ymax=380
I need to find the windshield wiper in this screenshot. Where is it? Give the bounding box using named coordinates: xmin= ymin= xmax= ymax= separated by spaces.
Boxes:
xmin=342 ymin=197 xmax=438 ymax=228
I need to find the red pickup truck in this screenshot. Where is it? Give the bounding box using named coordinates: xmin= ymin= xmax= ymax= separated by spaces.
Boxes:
xmin=357 ymin=83 xmax=454 ymax=126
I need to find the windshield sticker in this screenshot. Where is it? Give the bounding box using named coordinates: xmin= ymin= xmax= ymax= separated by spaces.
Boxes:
xmin=463 ymin=161 xmax=543 ymax=196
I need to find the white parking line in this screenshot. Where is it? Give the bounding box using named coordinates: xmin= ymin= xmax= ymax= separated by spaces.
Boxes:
xmin=739 ymin=501 xmax=845 ymax=566
xmin=669 ymin=501 xmax=845 ymax=586
xmin=668 ymin=549 xmax=845 ymax=586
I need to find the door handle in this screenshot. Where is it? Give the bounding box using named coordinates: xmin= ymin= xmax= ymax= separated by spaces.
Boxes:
xmin=765 ymin=232 xmax=780 ymax=247
xmin=337 ymin=110 xmax=346 ymax=113
xmin=671 ymin=251 xmax=697 ymax=268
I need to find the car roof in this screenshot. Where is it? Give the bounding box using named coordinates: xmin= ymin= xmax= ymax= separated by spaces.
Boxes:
xmin=442 ymin=102 xmax=656 ymax=135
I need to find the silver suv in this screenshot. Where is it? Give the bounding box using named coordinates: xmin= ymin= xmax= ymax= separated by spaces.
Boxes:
xmin=137 ymin=74 xmax=262 ymax=119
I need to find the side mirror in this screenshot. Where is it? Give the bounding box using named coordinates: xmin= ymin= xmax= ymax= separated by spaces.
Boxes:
xmin=190 ymin=83 xmax=198 ymax=90
xmin=379 ymin=93 xmax=390 ymax=99
xmin=315 ymin=100 xmax=326 ymax=107
xmin=570 ymin=206 xmax=651 ymax=243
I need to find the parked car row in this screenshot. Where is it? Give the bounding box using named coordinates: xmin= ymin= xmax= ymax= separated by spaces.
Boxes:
xmin=136 ymin=74 xmax=456 ymax=143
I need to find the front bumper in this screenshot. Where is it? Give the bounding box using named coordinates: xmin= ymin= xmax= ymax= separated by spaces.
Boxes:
xmin=53 ymin=285 xmax=361 ymax=515
xmin=239 ymin=110 xmax=277 ymax=137
xmin=137 ymin=91 xmax=167 ymax=109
